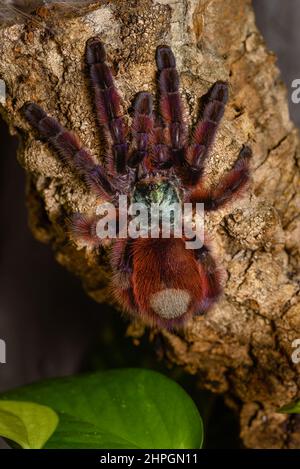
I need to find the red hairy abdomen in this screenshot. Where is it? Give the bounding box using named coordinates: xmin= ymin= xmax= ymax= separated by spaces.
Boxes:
xmin=131 ymin=238 xmax=204 ymax=326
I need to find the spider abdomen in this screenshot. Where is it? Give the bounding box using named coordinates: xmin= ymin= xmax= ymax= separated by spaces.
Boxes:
xmin=130 ymin=238 xmax=204 ymax=327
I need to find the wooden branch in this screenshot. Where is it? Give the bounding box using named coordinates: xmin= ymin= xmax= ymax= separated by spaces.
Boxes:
xmin=1 ymin=0 xmax=300 ymax=448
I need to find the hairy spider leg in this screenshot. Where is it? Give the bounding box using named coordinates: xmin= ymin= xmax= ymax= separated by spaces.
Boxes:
xmin=23 ymin=102 xmax=114 ymax=199
xmin=111 ymin=238 xmax=137 ymax=313
xmin=155 ymin=45 xmax=187 ymax=168
xmin=86 ymin=37 xmax=129 ymax=176
xmin=149 ymin=114 xmax=173 ymax=170
xmin=190 ymin=145 xmax=252 ymax=210
xmin=70 ymin=200 xmax=130 ymax=247
xmin=69 ymin=213 xmax=101 ymax=247
xmin=194 ymin=244 xmax=223 ymax=313
xmin=128 ymin=92 xmax=154 ymax=174
xmin=183 ymin=81 xmax=229 ymax=186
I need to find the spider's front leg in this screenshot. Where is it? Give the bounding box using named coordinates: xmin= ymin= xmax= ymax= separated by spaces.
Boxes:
xmin=86 ymin=38 xmax=129 ymax=176
xmin=23 ymin=103 xmax=115 ymax=200
xmin=190 ymin=145 xmax=252 ymax=210
xmin=128 ymin=92 xmax=154 ymax=171
xmin=154 ymin=45 xmax=188 ymax=168
xmin=183 ymin=81 xmax=229 ymax=186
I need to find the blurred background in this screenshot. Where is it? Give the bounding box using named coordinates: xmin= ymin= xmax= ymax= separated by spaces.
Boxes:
xmin=0 ymin=0 xmax=299 ymax=448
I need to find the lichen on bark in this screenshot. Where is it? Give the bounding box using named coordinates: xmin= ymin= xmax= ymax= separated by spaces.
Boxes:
xmin=1 ymin=0 xmax=300 ymax=448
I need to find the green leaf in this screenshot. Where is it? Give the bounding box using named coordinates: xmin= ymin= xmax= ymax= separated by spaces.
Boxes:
xmin=278 ymin=400 xmax=300 ymax=414
xmin=0 ymin=400 xmax=58 ymax=449
xmin=0 ymin=369 xmax=203 ymax=449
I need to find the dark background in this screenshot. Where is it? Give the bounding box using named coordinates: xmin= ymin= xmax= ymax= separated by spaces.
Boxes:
xmin=0 ymin=0 xmax=299 ymax=448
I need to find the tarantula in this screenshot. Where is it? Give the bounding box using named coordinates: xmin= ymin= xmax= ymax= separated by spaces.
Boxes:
xmin=24 ymin=38 xmax=251 ymax=329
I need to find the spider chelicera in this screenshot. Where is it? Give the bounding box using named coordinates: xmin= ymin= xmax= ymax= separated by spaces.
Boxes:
xmin=24 ymin=37 xmax=251 ymax=329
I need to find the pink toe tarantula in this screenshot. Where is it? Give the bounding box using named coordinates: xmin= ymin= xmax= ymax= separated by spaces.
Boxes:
xmin=24 ymin=38 xmax=251 ymax=329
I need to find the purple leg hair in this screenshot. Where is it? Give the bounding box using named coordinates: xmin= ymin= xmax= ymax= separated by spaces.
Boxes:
xmin=183 ymin=81 xmax=229 ymax=186
xmin=155 ymin=45 xmax=187 ymax=167
xmin=86 ymin=37 xmax=129 ymax=175
xmin=128 ymin=92 xmax=154 ymax=169
xmin=190 ymin=145 xmax=252 ymax=210
xmin=69 ymin=213 xmax=101 ymax=246
xmin=23 ymin=102 xmax=114 ymax=199
xmin=194 ymin=244 xmax=222 ymax=313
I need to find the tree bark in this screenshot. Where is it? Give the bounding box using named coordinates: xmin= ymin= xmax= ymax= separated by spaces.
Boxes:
xmin=1 ymin=0 xmax=300 ymax=448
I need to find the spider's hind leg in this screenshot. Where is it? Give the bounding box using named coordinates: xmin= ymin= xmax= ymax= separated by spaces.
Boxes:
xmin=111 ymin=238 xmax=137 ymax=313
xmin=194 ymin=244 xmax=223 ymax=314
xmin=69 ymin=213 xmax=102 ymax=247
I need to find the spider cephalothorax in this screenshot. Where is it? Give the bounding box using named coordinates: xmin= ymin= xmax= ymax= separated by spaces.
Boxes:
xmin=24 ymin=37 xmax=251 ymax=329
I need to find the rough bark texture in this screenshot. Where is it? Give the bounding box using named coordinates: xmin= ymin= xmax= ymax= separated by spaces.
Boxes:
xmin=1 ymin=0 xmax=300 ymax=449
